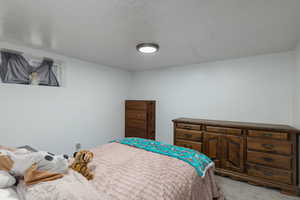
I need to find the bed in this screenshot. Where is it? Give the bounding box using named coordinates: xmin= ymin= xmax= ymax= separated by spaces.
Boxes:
xmin=16 ymin=142 xmax=223 ymax=200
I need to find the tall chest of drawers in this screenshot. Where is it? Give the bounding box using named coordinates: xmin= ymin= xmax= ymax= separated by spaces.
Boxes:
xmin=125 ymin=100 xmax=156 ymax=140
xmin=173 ymin=118 xmax=300 ymax=196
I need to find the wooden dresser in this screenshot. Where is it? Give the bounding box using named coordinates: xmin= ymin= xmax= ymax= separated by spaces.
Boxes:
xmin=125 ymin=100 xmax=155 ymax=140
xmin=173 ymin=118 xmax=299 ymax=196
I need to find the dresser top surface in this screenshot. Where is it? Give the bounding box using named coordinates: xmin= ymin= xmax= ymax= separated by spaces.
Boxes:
xmin=126 ymin=100 xmax=156 ymax=103
xmin=173 ymin=118 xmax=299 ymax=133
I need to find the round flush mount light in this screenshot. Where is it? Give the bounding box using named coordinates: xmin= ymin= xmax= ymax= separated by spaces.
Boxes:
xmin=136 ymin=43 xmax=159 ymax=54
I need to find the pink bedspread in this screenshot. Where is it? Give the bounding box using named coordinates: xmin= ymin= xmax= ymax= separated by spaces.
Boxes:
xmin=90 ymin=143 xmax=223 ymax=200
xmin=17 ymin=143 xmax=223 ymax=200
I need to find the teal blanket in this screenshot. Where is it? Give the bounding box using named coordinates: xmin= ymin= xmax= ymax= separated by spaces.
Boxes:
xmin=111 ymin=138 xmax=214 ymax=177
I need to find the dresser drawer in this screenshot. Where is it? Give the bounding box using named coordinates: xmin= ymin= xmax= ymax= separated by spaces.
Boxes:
xmin=126 ymin=127 xmax=147 ymax=138
xmin=126 ymin=101 xmax=147 ymax=110
xmin=248 ymin=130 xmax=288 ymax=140
xmin=247 ymin=151 xmax=292 ymax=170
xmin=176 ymin=129 xmax=202 ymax=142
xmin=126 ymin=110 xmax=147 ymax=120
xmin=127 ymin=119 xmax=146 ymax=129
xmin=175 ymin=139 xmax=202 ymax=152
xmin=176 ymin=123 xmax=201 ymax=131
xmin=247 ymin=138 xmax=292 ymax=155
xmin=206 ymin=126 xmax=242 ymax=135
xmin=247 ymin=163 xmax=292 ymax=184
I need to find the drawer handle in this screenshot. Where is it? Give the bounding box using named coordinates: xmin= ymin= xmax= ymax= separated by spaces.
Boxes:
xmin=262 ymin=157 xmax=274 ymax=162
xmin=262 ymin=144 xmax=274 ymax=150
xmin=183 ymin=144 xmax=192 ymax=148
xmin=184 ymin=134 xmax=192 ymax=138
xmin=262 ymin=171 xmax=274 ymax=176
xmin=183 ymin=126 xmax=192 ymax=130
xmin=263 ymin=133 xmax=273 ymax=137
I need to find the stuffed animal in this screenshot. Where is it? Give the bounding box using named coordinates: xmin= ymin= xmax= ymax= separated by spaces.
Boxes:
xmin=70 ymin=150 xmax=94 ymax=180
xmin=0 ymin=148 xmax=69 ymax=188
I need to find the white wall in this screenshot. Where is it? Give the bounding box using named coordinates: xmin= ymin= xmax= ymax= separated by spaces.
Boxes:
xmin=130 ymin=52 xmax=295 ymax=144
xmin=294 ymin=42 xmax=300 ymax=129
xmin=0 ymin=41 xmax=131 ymax=154
xmin=0 ymin=41 xmax=297 ymax=155
xmin=293 ymin=41 xmax=300 ymax=187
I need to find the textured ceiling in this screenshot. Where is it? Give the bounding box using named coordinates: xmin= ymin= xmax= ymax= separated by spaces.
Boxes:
xmin=0 ymin=0 xmax=300 ymax=71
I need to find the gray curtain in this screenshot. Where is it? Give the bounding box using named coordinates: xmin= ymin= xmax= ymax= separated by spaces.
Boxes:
xmin=33 ymin=59 xmax=60 ymax=87
xmin=0 ymin=51 xmax=60 ymax=87
xmin=0 ymin=51 xmax=32 ymax=84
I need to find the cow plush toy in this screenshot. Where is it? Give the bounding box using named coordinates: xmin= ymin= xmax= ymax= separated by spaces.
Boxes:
xmin=0 ymin=148 xmax=69 ymax=188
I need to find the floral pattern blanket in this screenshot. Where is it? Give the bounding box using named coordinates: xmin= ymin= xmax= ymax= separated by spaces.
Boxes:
xmin=112 ymin=137 xmax=214 ymax=177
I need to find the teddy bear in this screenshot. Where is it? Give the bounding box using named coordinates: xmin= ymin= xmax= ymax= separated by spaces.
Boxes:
xmin=0 ymin=148 xmax=69 ymax=188
xmin=70 ymin=150 xmax=94 ymax=180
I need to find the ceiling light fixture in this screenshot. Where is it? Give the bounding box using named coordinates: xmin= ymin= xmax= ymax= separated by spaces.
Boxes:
xmin=136 ymin=43 xmax=159 ymax=54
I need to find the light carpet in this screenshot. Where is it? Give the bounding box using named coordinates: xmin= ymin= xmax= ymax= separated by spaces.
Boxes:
xmin=216 ymin=176 xmax=300 ymax=200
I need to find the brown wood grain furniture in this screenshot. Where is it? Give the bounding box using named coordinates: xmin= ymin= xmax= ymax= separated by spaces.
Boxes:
xmin=125 ymin=100 xmax=156 ymax=140
xmin=173 ymin=117 xmax=300 ymax=196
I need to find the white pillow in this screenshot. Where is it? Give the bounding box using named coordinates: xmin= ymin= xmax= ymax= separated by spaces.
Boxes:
xmin=0 ymin=188 xmax=19 ymax=200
